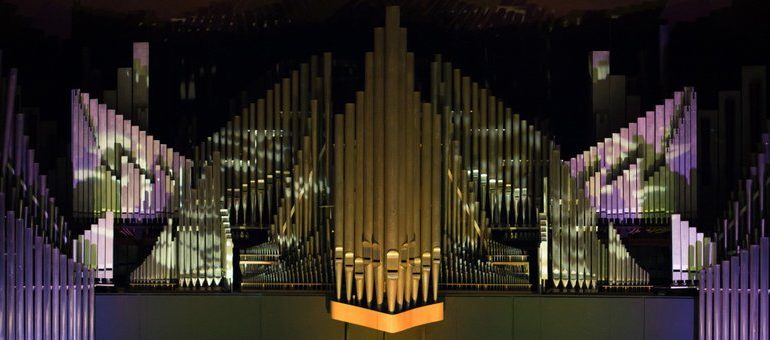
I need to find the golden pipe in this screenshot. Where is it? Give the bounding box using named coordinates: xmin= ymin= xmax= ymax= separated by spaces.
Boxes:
xmin=420 ymin=102 xmax=432 ymax=303
xmin=333 ymin=113 xmax=344 ymax=300
xmin=282 ymin=77 xmax=291 ymax=171
xmin=373 ymin=26 xmax=385 ymax=308
xmin=431 ymin=110 xmax=441 ymax=302
xmin=323 ymin=52 xmax=332 ymax=213
xmin=402 ymin=51 xmax=415 ymax=307
xmin=354 ymin=91 xmax=364 ymax=301
xmin=310 ymin=99 xmax=318 ymax=243
xmin=504 ymin=108 xmax=512 ymax=226
xmin=344 ymin=103 xmax=355 ymax=302
xmin=256 ymin=99 xmax=266 ymax=229
xmin=363 ymin=52 xmax=375 ymax=307
xmin=411 ymin=91 xmax=421 ymax=304
xmin=384 ymin=5 xmax=400 ymax=313
xmin=266 ymin=88 xmax=274 ymax=217
xmin=390 ymin=27 xmax=406 ymax=310
xmin=273 ymin=82 xmax=281 ymax=216
xmin=234 ymin=115 xmax=242 ymax=226
xmin=480 ymin=88 xmax=488 ymax=192
xmin=394 ymin=26 xmax=407 ymax=311
xmin=496 ymin=100 xmax=504 ymax=226
xmin=527 ymin=125 xmax=534 ymax=228
xmin=488 ymin=95 xmax=497 ymax=225
xmin=354 ymin=92 xmax=365 ymax=302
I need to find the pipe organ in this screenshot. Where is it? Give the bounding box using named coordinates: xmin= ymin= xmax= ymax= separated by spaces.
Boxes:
xmin=543 ymin=89 xmax=698 ymax=290
xmin=74 ymin=211 xmax=115 ymax=284
xmin=607 ymin=224 xmax=648 ymax=287
xmin=71 ymin=5 xmax=669 ymax=333
xmin=433 ymin=57 xmax=546 ymax=292
xmin=1 ymin=68 xmax=95 ymax=339
xmin=6 ymin=2 xmax=769 ymax=337
xmin=699 ymin=131 xmax=770 ymax=340
xmin=125 ymin=7 xmax=656 ymax=294
xmin=222 ymin=52 xmax=334 ymax=290
xmin=331 ymin=9 xmax=443 ymax=311
xmin=546 ymin=150 xmax=650 ymax=290
xmin=131 ymin=197 xmax=234 ymax=288
xmin=547 ymin=154 xmax=606 ymax=290
xmin=71 ymin=90 xmax=184 ymax=221
xmin=127 ymin=51 xmax=335 ymax=290
xmin=573 ymin=89 xmax=698 ymax=224
xmin=73 ymin=88 xmax=235 ymax=289
xmin=176 ymin=154 xmax=231 ymax=288
xmin=671 ymin=214 xmax=715 ymax=284
xmin=72 ymin=88 xmax=195 ymax=287
xmin=130 ymin=221 xmax=176 ymax=287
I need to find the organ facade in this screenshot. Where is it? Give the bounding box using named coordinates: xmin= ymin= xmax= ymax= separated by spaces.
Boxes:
xmin=0 ymin=5 xmax=722 ymax=336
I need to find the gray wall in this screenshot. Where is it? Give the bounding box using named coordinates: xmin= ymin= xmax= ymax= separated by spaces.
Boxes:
xmin=95 ymin=293 xmax=695 ymax=340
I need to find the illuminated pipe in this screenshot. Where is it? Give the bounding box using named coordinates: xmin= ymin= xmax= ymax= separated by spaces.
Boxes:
xmin=354 ymin=91 xmax=366 ymax=303
xmin=420 ymin=102 xmax=432 ymax=303
xmin=372 ymin=25 xmax=386 ymax=308
xmin=364 ymin=52 xmax=375 ymax=307
xmin=344 ymin=103 xmax=355 ymax=302
xmin=383 ymin=5 xmax=400 ymax=313
xmin=333 ymin=114 xmax=344 ymax=300
xmin=432 ymin=111 xmax=441 ymax=302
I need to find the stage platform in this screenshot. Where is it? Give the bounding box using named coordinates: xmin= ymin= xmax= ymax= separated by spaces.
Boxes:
xmin=95 ymin=292 xmax=694 ymax=339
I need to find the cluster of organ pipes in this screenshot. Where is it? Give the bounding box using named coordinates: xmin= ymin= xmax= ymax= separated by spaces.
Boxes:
xmin=74 ymin=212 xmax=115 ymax=284
xmin=0 ymin=189 xmax=95 ymax=339
xmin=176 ymin=155 xmax=230 ymax=288
xmin=128 ymin=149 xmax=233 ymax=288
xmin=72 ymin=87 xmax=236 ymax=288
xmin=542 ymin=88 xmax=698 ymax=290
xmin=427 ymin=26 xmax=554 ymax=292
xmin=2 ymin=67 xmax=95 ymax=339
xmin=330 ymin=8 xmax=442 ymax=312
xmin=607 ymin=225 xmax=649 ymax=286
xmin=198 ymin=55 xmax=332 ymax=235
xmin=82 ymin=7 xmax=665 ymax=317
xmin=436 ymin=60 xmax=547 ymax=237
xmin=699 ymin=242 xmax=769 ymax=340
xmin=698 ymin=131 xmax=770 ymax=339
xmin=332 ymin=6 xmax=552 ymax=311
xmin=547 ymin=154 xmax=605 ymax=289
xmin=573 ymin=88 xmax=698 ymax=224
xmin=129 ymin=49 xmax=335 ymax=288
xmin=671 ymin=214 xmax=716 ymax=285
xmin=130 ymin=222 xmax=176 ymax=287
xmin=71 ymin=43 xmax=153 ymax=220
xmin=71 ymin=90 xmax=185 ymax=221
xmin=212 ymin=52 xmax=334 ymax=288
xmin=12 ymin=3 xmax=770 ymax=336
xmin=546 ymin=150 xmax=650 ymax=290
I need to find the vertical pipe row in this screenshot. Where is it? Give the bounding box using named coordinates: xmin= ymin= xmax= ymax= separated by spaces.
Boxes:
xmin=2 ymin=73 xmax=94 ymax=338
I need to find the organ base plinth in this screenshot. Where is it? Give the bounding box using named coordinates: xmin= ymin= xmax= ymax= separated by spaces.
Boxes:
xmin=329 ymin=300 xmax=444 ymax=333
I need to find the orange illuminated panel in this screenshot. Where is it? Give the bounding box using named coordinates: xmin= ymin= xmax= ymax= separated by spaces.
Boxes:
xmin=330 ymin=301 xmax=444 ymax=333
